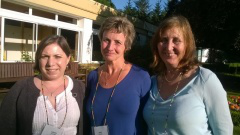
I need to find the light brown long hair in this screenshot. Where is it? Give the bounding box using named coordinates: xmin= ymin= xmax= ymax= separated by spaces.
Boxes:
xmin=151 ymin=15 xmax=199 ymax=75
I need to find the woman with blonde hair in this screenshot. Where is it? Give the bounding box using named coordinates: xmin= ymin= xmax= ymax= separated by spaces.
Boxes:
xmin=85 ymin=16 xmax=151 ymax=135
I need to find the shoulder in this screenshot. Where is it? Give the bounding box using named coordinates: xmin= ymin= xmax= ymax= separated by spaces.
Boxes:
xmin=4 ymin=77 xmax=36 ymax=100
xmin=71 ymin=77 xmax=85 ymax=90
xmin=11 ymin=77 xmax=35 ymax=91
xmin=198 ymin=66 xmax=217 ymax=83
xmin=87 ymin=68 xmax=98 ymax=79
xmin=131 ymin=65 xmax=150 ymax=79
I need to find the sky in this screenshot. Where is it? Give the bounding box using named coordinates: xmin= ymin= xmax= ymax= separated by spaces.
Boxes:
xmin=112 ymin=0 xmax=168 ymax=11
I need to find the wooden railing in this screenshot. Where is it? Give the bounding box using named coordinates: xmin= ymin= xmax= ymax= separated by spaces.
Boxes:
xmin=0 ymin=62 xmax=86 ymax=83
xmin=0 ymin=63 xmax=34 ymax=83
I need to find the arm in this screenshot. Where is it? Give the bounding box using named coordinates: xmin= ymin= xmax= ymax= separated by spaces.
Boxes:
xmin=74 ymin=79 xmax=86 ymax=135
xmin=203 ymin=73 xmax=233 ymax=135
xmin=136 ymin=72 xmax=151 ymax=135
xmin=83 ymin=73 xmax=93 ymax=135
xmin=0 ymin=81 xmax=24 ymax=135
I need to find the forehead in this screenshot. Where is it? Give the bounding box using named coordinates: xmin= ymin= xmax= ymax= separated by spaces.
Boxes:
xmin=160 ymin=27 xmax=183 ymax=38
xmin=42 ymin=43 xmax=64 ymax=53
xmin=103 ymin=29 xmax=126 ymax=38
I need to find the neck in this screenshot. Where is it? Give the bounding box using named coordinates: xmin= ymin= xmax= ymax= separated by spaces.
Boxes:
xmin=104 ymin=60 xmax=125 ymax=75
xmin=41 ymin=75 xmax=65 ymax=84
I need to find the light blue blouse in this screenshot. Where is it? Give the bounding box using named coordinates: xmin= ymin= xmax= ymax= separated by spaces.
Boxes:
xmin=143 ymin=67 xmax=233 ymax=135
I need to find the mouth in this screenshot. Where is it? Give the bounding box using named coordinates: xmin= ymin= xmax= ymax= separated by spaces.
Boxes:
xmin=46 ymin=69 xmax=57 ymax=72
xmin=104 ymin=52 xmax=114 ymax=56
xmin=166 ymin=53 xmax=175 ymax=57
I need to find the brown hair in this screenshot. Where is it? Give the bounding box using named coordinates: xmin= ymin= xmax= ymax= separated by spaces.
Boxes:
xmin=34 ymin=35 xmax=71 ymax=72
xmin=151 ymin=15 xmax=199 ymax=74
xmin=98 ymin=16 xmax=135 ymax=51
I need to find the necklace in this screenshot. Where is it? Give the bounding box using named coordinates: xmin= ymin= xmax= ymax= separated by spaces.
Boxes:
xmin=91 ymin=63 xmax=125 ymax=126
xmin=151 ymin=72 xmax=183 ymax=135
xmin=41 ymin=76 xmax=68 ymax=128
xmin=164 ymin=72 xmax=181 ymax=83
xmin=41 ymin=80 xmax=64 ymax=97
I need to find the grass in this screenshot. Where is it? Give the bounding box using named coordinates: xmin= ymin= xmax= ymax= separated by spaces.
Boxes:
xmin=234 ymin=126 xmax=240 ymax=135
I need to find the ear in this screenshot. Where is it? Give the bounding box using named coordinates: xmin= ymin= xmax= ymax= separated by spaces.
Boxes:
xmin=67 ymin=55 xmax=71 ymax=64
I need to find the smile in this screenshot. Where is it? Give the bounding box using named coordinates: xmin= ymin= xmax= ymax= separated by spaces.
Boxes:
xmin=46 ymin=69 xmax=57 ymax=72
xmin=166 ymin=53 xmax=174 ymax=57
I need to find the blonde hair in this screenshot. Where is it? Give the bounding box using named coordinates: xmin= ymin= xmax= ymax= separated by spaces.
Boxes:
xmin=98 ymin=16 xmax=135 ymax=51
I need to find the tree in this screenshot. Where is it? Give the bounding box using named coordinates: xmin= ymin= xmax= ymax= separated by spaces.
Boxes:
xmin=150 ymin=0 xmax=163 ymax=25
xmin=94 ymin=0 xmax=116 ymax=9
xmin=166 ymin=0 xmax=180 ymax=16
xmin=134 ymin=0 xmax=150 ymax=21
xmin=123 ymin=0 xmax=137 ymax=17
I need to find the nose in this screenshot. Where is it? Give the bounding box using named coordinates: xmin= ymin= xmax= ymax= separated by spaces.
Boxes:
xmin=165 ymin=40 xmax=173 ymax=51
xmin=106 ymin=41 xmax=114 ymax=50
xmin=46 ymin=57 xmax=54 ymax=66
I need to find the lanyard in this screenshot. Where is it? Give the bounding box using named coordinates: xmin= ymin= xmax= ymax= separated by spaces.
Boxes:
xmin=41 ymin=76 xmax=68 ymax=128
xmin=91 ymin=63 xmax=125 ymax=126
xmin=151 ymin=73 xmax=183 ymax=135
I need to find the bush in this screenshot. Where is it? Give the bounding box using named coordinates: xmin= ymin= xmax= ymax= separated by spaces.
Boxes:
xmin=231 ymin=110 xmax=240 ymax=126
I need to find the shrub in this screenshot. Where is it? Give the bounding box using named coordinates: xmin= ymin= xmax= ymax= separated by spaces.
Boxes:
xmin=231 ymin=110 xmax=240 ymax=126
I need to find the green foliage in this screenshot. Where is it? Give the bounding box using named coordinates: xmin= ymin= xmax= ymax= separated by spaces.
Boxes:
xmin=123 ymin=0 xmax=138 ymax=17
xmin=231 ymin=110 xmax=240 ymax=126
xmin=94 ymin=0 xmax=116 ymax=9
xmin=149 ymin=0 xmax=164 ymax=25
xmin=121 ymin=0 xmax=166 ymax=25
xmin=134 ymin=0 xmax=151 ymax=21
xmin=234 ymin=126 xmax=240 ymax=135
xmin=21 ymin=51 xmax=32 ymax=62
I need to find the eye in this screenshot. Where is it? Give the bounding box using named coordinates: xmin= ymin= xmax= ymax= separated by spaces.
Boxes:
xmin=115 ymin=40 xmax=122 ymax=46
xmin=173 ymin=38 xmax=181 ymax=45
xmin=159 ymin=38 xmax=168 ymax=44
xmin=40 ymin=55 xmax=48 ymax=59
xmin=55 ymin=55 xmax=62 ymax=59
xmin=102 ymin=38 xmax=109 ymax=43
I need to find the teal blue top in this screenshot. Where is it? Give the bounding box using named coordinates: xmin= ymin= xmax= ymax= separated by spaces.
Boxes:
xmin=143 ymin=67 xmax=233 ymax=135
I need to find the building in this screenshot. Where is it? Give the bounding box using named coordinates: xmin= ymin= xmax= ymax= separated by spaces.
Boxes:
xmin=0 ymin=0 xmax=157 ymax=64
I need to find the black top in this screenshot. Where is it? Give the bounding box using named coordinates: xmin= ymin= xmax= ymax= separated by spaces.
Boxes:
xmin=0 ymin=76 xmax=85 ymax=135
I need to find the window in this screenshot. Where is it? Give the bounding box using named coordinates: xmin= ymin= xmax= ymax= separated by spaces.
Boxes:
xmin=1 ymin=1 xmax=29 ymax=14
xmin=92 ymin=34 xmax=103 ymax=61
xmin=60 ymin=29 xmax=79 ymax=61
xmin=4 ymin=19 xmax=33 ymax=61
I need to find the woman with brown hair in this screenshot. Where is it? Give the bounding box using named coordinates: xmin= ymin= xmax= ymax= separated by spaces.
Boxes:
xmin=0 ymin=35 xmax=85 ymax=135
xmin=143 ymin=16 xmax=233 ymax=135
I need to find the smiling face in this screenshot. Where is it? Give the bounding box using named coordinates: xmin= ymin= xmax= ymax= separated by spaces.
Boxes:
xmin=157 ymin=27 xmax=186 ymax=69
xmin=101 ymin=29 xmax=126 ymax=62
xmin=39 ymin=43 xmax=70 ymax=81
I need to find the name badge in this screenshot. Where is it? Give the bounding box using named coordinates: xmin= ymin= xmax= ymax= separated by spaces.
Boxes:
xmin=41 ymin=125 xmax=63 ymax=135
xmin=91 ymin=125 xmax=109 ymax=135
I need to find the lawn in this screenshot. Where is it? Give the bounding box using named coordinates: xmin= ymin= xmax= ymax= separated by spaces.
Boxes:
xmin=234 ymin=126 xmax=240 ymax=135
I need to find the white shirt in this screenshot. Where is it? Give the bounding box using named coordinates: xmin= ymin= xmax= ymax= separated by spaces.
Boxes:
xmin=32 ymin=76 xmax=80 ymax=135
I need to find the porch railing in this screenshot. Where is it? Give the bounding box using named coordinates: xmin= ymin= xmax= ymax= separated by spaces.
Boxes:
xmin=0 ymin=62 xmax=86 ymax=83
